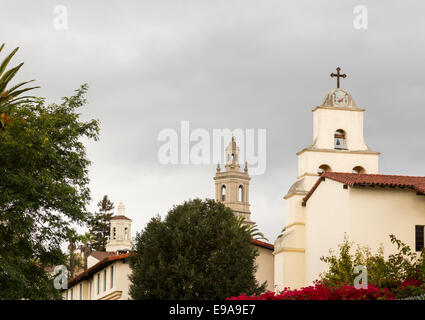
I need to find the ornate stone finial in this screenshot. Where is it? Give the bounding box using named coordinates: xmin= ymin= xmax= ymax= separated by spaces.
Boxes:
xmin=225 ymin=136 xmax=240 ymax=170
xmin=216 ymin=162 xmax=221 ymax=172
xmin=231 ymin=136 xmax=237 ymax=152
xmin=117 ymin=200 xmax=125 ymax=216
xmin=244 ymin=161 xmax=248 ymax=172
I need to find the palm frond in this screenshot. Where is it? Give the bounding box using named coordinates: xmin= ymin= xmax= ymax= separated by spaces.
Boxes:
xmin=0 ymin=45 xmax=39 ymax=112
xmin=2 ymin=95 xmax=38 ymax=106
xmin=6 ymin=79 xmax=36 ymax=94
xmin=235 ymin=216 xmax=269 ymax=242
xmin=0 ymin=63 xmax=24 ymax=93
xmin=0 ymin=86 xmax=39 ymax=103
xmin=0 ymin=46 xmax=19 ymax=78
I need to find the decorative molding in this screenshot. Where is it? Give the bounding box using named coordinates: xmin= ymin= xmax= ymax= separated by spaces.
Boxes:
xmin=283 ymin=191 xmax=308 ymax=200
xmin=312 ymin=106 xmax=365 ymax=112
xmin=296 ymin=173 xmax=318 ymax=179
xmin=273 ymin=247 xmax=305 ymax=255
xmin=296 ymin=148 xmax=380 ymax=156
xmin=283 ymin=222 xmax=305 ymax=230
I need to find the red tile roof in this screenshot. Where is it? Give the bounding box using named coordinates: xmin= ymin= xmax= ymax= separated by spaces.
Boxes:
xmin=67 ymin=253 xmax=130 ymax=288
xmin=302 ymin=172 xmax=425 ymax=205
xmin=251 ymin=238 xmax=274 ymax=250
xmin=90 ymin=251 xmax=115 ymax=261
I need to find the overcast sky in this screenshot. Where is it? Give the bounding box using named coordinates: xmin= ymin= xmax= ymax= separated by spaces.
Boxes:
xmin=2 ymin=0 xmax=425 ymax=242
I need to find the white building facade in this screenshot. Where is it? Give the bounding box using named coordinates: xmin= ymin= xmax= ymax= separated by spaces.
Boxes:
xmin=274 ymin=85 xmax=425 ymax=290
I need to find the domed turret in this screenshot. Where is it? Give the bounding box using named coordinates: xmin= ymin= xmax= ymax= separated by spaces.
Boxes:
xmin=106 ymin=201 xmax=132 ymax=253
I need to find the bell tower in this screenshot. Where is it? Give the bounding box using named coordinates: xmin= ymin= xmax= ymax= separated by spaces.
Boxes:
xmin=274 ymin=68 xmax=380 ymax=290
xmin=214 ymin=137 xmax=254 ymax=225
xmin=106 ymin=201 xmax=132 ymax=253
xmin=284 ymin=67 xmax=380 ymax=207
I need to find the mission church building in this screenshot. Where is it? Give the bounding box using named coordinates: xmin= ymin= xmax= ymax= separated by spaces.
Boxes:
xmin=273 ymin=68 xmax=425 ymax=290
xmin=63 ymin=68 xmax=425 ymax=299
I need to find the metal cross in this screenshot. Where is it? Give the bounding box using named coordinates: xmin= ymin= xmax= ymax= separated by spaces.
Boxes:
xmin=330 ymin=67 xmax=347 ymax=88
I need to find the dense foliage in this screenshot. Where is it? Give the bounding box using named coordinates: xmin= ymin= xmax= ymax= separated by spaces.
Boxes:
xmin=129 ymin=198 xmax=265 ymax=299
xmin=320 ymin=234 xmax=425 ymax=299
xmin=0 ymin=82 xmax=99 ymax=299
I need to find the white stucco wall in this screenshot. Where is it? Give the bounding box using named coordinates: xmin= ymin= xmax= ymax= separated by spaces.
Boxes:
xmin=312 ymin=107 xmax=368 ymax=151
xmin=254 ymin=246 xmax=274 ymax=291
xmin=64 ymin=259 xmax=132 ymax=300
xmin=304 ymin=179 xmax=425 ymax=285
xmin=305 ymin=179 xmax=350 ymax=284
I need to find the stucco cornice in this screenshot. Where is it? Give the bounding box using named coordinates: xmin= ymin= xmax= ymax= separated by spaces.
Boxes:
xmin=273 ymin=247 xmax=305 ymax=255
xmin=214 ymin=173 xmax=251 ymax=181
xmin=296 ymin=173 xmax=318 ymax=179
xmin=296 ymin=148 xmax=380 ymax=156
xmin=312 ymin=106 xmax=365 ymax=112
xmin=283 ymin=222 xmax=305 ymax=230
xmin=283 ymin=191 xmax=308 ymax=200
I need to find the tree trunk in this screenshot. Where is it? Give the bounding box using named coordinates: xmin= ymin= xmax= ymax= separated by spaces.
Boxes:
xmin=69 ymin=241 xmax=76 ymax=279
xmin=83 ymin=244 xmax=91 ymax=271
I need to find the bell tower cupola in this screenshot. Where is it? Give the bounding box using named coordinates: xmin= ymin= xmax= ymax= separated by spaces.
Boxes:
xmin=286 ymin=67 xmax=380 ymax=200
xmin=106 ymin=201 xmax=132 ymax=253
xmin=214 ymin=137 xmax=254 ymax=225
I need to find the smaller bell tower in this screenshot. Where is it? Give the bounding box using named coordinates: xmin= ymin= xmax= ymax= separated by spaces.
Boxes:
xmin=106 ymin=201 xmax=132 ymax=253
xmin=214 ymin=137 xmax=254 ymax=225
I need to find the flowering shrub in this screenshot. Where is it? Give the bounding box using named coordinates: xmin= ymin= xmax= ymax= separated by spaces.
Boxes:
xmin=392 ymin=278 xmax=425 ymax=299
xmin=319 ymin=235 xmax=425 ymax=299
xmin=228 ymin=235 xmax=425 ymax=300
xmin=227 ymin=281 xmax=395 ymax=300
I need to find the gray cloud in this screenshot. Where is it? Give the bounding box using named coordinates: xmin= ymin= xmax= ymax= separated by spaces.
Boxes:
xmin=2 ymin=0 xmax=425 ymax=241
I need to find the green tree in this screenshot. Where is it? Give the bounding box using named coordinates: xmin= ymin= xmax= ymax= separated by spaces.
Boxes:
xmin=129 ymin=198 xmax=265 ymax=300
xmin=0 ymin=82 xmax=99 ymax=299
xmin=235 ymin=216 xmax=268 ymax=242
xmin=88 ymin=195 xmax=114 ymax=251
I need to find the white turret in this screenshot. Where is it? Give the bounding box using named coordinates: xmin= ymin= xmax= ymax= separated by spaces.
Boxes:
xmin=105 ymin=201 xmax=132 ymax=253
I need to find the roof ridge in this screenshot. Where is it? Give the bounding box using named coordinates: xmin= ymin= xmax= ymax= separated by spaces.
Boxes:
xmin=66 ymin=253 xmax=130 ymax=288
xmin=251 ymin=238 xmax=274 ymax=250
xmin=303 ymin=172 xmax=425 ymax=206
xmin=324 ymin=172 xmax=425 ymax=179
